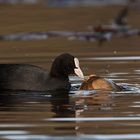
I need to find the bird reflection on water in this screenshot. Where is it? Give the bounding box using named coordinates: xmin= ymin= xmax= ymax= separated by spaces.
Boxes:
xmin=0 ymin=88 xmax=113 ymax=114
xmin=0 ymin=84 xmax=139 ymax=138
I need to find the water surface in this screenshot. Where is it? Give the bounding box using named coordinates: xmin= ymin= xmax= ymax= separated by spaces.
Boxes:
xmin=0 ymin=56 xmax=139 ymax=140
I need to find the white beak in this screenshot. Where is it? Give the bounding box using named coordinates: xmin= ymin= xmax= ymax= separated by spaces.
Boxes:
xmin=74 ymin=58 xmax=84 ymax=79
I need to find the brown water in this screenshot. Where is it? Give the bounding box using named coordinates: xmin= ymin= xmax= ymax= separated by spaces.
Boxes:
xmin=0 ymin=4 xmax=140 ymax=140
xmin=0 ymin=56 xmax=139 ymax=140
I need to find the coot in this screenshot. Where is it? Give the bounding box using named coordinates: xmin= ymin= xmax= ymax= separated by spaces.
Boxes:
xmin=0 ymin=53 xmax=84 ymax=91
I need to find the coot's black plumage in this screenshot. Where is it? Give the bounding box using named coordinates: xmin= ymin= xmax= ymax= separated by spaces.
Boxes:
xmin=0 ymin=53 xmax=84 ymax=91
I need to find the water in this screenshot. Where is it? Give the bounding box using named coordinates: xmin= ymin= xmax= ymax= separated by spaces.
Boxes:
xmin=0 ymin=4 xmax=140 ymax=140
xmin=47 ymin=0 xmax=127 ymax=7
xmin=0 ymin=57 xmax=139 ymax=140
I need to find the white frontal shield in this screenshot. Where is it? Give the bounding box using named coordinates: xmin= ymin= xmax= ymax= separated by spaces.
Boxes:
xmin=74 ymin=58 xmax=84 ymax=79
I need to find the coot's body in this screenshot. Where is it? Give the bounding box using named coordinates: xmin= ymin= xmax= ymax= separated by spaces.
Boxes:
xmin=0 ymin=64 xmax=69 ymax=91
xmin=0 ymin=54 xmax=84 ymax=91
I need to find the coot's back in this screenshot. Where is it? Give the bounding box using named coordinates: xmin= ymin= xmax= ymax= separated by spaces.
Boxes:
xmin=0 ymin=64 xmax=48 ymax=91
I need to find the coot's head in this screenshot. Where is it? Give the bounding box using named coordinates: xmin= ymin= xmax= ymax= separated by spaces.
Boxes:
xmin=50 ymin=53 xmax=84 ymax=78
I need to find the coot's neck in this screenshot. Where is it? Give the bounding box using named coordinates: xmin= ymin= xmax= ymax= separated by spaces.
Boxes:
xmin=50 ymin=65 xmax=69 ymax=80
xmin=50 ymin=71 xmax=69 ymax=80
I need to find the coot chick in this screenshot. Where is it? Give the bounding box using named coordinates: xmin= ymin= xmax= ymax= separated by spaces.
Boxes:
xmin=80 ymin=75 xmax=122 ymax=91
xmin=0 ymin=53 xmax=84 ymax=91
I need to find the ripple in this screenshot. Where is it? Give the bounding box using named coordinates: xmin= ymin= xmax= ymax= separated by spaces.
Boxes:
xmin=0 ymin=124 xmax=36 ymax=128
xmin=0 ymin=130 xmax=27 ymax=135
xmin=47 ymin=117 xmax=140 ymax=122
xmin=2 ymin=135 xmax=48 ymax=140
xmin=81 ymin=56 xmax=140 ymax=61
xmin=3 ymin=134 xmax=140 ymax=140
xmin=81 ymin=134 xmax=140 ymax=140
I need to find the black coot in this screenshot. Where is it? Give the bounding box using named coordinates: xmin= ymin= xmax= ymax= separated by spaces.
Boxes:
xmin=0 ymin=53 xmax=84 ymax=91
